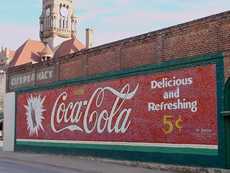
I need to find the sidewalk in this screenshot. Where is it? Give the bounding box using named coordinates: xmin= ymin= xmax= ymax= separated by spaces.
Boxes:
xmin=0 ymin=151 xmax=173 ymax=173
xmin=0 ymin=147 xmax=229 ymax=173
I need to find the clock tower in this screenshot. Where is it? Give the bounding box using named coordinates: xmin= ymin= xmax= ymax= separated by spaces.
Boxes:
xmin=40 ymin=0 xmax=78 ymax=50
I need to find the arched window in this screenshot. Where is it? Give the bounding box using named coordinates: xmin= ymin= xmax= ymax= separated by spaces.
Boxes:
xmin=45 ymin=19 xmax=47 ymax=29
xmin=47 ymin=17 xmax=49 ymax=28
xmin=40 ymin=21 xmax=44 ymax=32
xmin=63 ymin=19 xmax=65 ymax=29
xmin=53 ymin=16 xmax=56 ymax=28
xmin=59 ymin=19 xmax=62 ymax=28
xmin=66 ymin=20 xmax=68 ymax=29
xmin=50 ymin=17 xmax=53 ymax=27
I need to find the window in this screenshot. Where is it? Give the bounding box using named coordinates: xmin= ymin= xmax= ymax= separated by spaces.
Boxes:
xmin=59 ymin=19 xmax=62 ymax=28
xmin=63 ymin=19 xmax=65 ymax=28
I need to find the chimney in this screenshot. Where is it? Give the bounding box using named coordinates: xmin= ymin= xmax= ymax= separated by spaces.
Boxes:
xmin=0 ymin=47 xmax=3 ymax=56
xmin=4 ymin=48 xmax=9 ymax=57
xmin=86 ymin=28 xmax=94 ymax=49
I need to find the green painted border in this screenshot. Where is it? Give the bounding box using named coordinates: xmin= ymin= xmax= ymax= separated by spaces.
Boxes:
xmin=15 ymin=53 xmax=226 ymax=168
xmin=215 ymin=54 xmax=225 ymax=168
xmin=16 ymin=141 xmax=218 ymax=156
xmin=224 ymin=79 xmax=230 ymax=111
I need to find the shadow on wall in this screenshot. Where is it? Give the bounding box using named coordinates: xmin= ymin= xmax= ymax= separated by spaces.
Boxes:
xmin=0 ymin=113 xmax=3 ymax=140
xmin=224 ymin=77 xmax=230 ymax=169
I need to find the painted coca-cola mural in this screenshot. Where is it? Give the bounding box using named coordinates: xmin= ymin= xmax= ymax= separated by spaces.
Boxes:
xmin=16 ymin=64 xmax=218 ymax=148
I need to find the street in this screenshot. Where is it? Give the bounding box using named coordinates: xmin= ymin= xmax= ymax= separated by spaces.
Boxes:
xmin=0 ymin=150 xmax=172 ymax=173
xmin=0 ymin=158 xmax=79 ymax=173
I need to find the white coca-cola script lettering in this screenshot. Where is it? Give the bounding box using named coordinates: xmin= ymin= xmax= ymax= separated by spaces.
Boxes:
xmin=51 ymin=83 xmax=139 ymax=134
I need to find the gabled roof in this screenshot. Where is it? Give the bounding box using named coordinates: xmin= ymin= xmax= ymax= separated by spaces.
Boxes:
xmin=9 ymin=37 xmax=85 ymax=67
xmin=54 ymin=38 xmax=85 ymax=58
xmin=10 ymin=39 xmax=45 ymax=67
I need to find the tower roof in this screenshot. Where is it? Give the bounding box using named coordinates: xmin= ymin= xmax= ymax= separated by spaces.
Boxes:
xmin=54 ymin=38 xmax=85 ymax=58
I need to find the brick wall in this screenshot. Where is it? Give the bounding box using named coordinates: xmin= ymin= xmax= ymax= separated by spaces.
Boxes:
xmin=224 ymin=51 xmax=230 ymax=80
xmin=7 ymin=11 xmax=230 ymax=90
xmin=59 ymin=54 xmax=87 ymax=80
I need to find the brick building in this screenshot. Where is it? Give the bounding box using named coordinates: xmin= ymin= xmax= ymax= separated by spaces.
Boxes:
xmin=3 ymin=6 xmax=230 ymax=170
xmin=7 ymin=11 xmax=230 ymax=89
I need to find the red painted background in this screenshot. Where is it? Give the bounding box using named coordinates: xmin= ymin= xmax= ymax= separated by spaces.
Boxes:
xmin=16 ymin=64 xmax=217 ymax=145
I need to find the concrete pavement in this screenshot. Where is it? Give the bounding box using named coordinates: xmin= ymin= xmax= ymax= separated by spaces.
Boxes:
xmin=0 ymin=158 xmax=79 ymax=173
xmin=0 ymin=151 xmax=174 ymax=173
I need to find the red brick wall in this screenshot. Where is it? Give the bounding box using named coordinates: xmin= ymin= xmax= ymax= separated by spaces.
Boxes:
xmin=87 ymin=47 xmax=120 ymax=76
xmin=161 ymin=24 xmax=220 ymax=60
xmin=120 ymin=38 xmax=159 ymax=69
xmin=7 ymin=11 xmax=230 ymax=90
xmin=59 ymin=54 xmax=87 ymax=80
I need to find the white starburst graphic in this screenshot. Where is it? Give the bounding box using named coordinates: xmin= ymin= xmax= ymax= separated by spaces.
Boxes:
xmin=24 ymin=95 xmax=46 ymax=136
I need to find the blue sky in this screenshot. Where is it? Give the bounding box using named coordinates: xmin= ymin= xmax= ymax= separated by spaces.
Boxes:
xmin=0 ymin=0 xmax=230 ymax=50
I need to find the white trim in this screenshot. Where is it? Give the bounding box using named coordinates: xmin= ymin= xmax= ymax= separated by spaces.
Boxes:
xmin=16 ymin=139 xmax=218 ymax=150
xmin=3 ymin=92 xmax=15 ymax=152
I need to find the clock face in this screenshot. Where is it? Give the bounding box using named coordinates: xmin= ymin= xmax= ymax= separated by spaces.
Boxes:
xmin=46 ymin=8 xmax=50 ymax=16
xmin=60 ymin=7 xmax=68 ymax=17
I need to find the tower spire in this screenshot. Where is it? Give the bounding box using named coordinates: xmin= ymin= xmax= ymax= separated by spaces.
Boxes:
xmin=40 ymin=0 xmax=78 ymax=50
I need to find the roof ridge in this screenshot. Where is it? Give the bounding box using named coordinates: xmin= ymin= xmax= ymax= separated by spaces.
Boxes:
xmin=15 ymin=39 xmax=32 ymax=58
xmin=10 ymin=40 xmax=29 ymax=66
xmin=29 ymin=39 xmax=44 ymax=43
xmin=10 ymin=39 xmax=44 ymax=66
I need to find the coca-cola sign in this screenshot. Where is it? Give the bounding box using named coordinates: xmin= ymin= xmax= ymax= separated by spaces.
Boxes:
xmin=16 ymin=64 xmax=218 ymax=147
xmin=50 ymin=83 xmax=138 ymax=134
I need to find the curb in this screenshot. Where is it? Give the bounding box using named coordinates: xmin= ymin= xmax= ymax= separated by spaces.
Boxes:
xmin=0 ymin=151 xmax=229 ymax=173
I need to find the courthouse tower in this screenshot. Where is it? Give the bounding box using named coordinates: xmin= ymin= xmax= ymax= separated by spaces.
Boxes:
xmin=39 ymin=0 xmax=78 ymax=49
